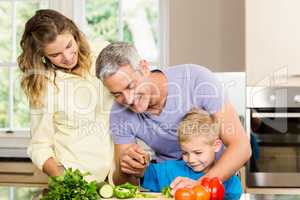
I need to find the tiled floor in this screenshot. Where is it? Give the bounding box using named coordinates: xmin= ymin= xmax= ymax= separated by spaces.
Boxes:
xmin=241 ymin=194 xmax=300 ymax=200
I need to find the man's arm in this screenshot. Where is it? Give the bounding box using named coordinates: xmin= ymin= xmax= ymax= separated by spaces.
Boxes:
xmin=207 ymin=102 xmax=252 ymax=181
xmin=113 ymin=143 xmax=149 ymax=185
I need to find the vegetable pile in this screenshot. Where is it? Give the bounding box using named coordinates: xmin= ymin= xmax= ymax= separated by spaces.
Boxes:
xmin=174 ymin=177 xmax=225 ymax=200
xmin=42 ymin=168 xmax=159 ymax=199
xmin=41 ymin=168 xmax=99 ymax=200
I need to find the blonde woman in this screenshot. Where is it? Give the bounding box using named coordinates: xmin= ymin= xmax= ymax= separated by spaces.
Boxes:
xmin=18 ymin=9 xmax=114 ymax=182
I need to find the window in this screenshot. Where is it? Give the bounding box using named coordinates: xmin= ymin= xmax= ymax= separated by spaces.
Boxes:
xmin=0 ymin=1 xmax=167 ymax=199
xmin=0 ymin=0 xmax=166 ymax=134
xmin=0 ymin=1 xmax=49 ymax=200
xmin=0 ymin=0 xmax=49 ymax=133
xmin=0 ymin=187 xmax=41 ymax=200
xmin=0 ymin=0 xmax=165 ymax=145
xmin=85 ymin=0 xmax=160 ymax=65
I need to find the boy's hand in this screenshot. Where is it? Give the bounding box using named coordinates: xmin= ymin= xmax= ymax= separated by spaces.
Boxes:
xmin=170 ymin=177 xmax=197 ymax=195
xmin=120 ymin=144 xmax=150 ymax=177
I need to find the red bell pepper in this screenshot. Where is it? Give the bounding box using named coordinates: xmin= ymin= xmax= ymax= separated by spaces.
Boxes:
xmin=200 ymin=177 xmax=225 ymax=200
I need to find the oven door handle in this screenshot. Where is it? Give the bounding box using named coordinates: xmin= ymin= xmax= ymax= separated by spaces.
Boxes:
xmin=252 ymin=112 xmax=300 ymax=118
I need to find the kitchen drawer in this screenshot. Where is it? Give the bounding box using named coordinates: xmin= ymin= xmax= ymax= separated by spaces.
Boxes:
xmin=0 ymin=162 xmax=48 ymax=187
xmin=257 ymin=146 xmax=300 ymax=172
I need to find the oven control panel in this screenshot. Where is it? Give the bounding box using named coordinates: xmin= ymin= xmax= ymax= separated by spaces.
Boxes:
xmin=247 ymin=86 xmax=300 ymax=108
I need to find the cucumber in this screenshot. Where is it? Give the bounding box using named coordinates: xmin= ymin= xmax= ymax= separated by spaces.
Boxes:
xmin=97 ymin=182 xmax=114 ymax=198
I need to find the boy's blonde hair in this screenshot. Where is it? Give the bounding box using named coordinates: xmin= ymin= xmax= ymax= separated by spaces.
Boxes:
xmin=178 ymin=108 xmax=220 ymax=145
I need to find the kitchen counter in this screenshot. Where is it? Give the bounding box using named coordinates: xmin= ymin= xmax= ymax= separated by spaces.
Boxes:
xmin=0 ymin=161 xmax=48 ymax=187
xmin=0 ymin=133 xmax=49 ymax=187
xmin=1 ymin=187 xmax=300 ymax=200
xmin=1 ymin=134 xmax=300 ymax=199
xmin=242 ymin=193 xmax=300 ymax=200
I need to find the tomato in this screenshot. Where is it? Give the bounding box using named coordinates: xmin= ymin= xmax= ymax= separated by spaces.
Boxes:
xmin=200 ymin=177 xmax=225 ymax=200
xmin=175 ymin=188 xmax=196 ymax=200
xmin=200 ymin=177 xmax=211 ymax=192
xmin=209 ymin=177 xmax=225 ymax=200
xmin=192 ymin=185 xmax=210 ymax=200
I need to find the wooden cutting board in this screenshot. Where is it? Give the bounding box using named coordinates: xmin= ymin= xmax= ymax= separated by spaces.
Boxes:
xmin=106 ymin=193 xmax=172 ymax=199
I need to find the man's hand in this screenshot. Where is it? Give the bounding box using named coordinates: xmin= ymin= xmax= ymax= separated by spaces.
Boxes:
xmin=170 ymin=177 xmax=197 ymax=195
xmin=120 ymin=144 xmax=150 ymax=177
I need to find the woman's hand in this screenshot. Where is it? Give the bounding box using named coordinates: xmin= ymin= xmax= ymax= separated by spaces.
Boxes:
xmin=42 ymin=157 xmax=64 ymax=177
xmin=170 ymin=176 xmax=197 ymax=195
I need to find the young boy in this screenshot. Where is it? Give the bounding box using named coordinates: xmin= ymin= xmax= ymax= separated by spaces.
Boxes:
xmin=140 ymin=108 xmax=242 ymax=200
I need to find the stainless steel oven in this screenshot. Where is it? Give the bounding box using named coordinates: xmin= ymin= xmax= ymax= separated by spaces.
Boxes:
xmin=246 ymin=86 xmax=300 ymax=187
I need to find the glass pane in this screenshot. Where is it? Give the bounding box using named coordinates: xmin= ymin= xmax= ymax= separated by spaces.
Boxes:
xmin=15 ymin=1 xmax=41 ymax=61
xmin=0 ymin=2 xmax=12 ymax=62
xmin=0 ymin=187 xmax=9 ymax=200
xmin=122 ymin=0 xmax=159 ymax=64
xmin=85 ymin=0 xmax=118 ymax=53
xmin=13 ymin=67 xmax=29 ymax=128
xmin=0 ymin=186 xmax=42 ymax=200
xmin=0 ymin=67 xmax=9 ymax=128
xmin=15 ymin=187 xmax=42 ymax=200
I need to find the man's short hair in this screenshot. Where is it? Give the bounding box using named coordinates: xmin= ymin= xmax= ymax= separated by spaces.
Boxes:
xmin=95 ymin=41 xmax=141 ymax=80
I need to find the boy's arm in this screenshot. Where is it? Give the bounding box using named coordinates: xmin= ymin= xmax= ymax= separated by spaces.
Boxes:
xmin=141 ymin=162 xmax=180 ymax=192
xmin=140 ymin=163 xmax=162 ymax=192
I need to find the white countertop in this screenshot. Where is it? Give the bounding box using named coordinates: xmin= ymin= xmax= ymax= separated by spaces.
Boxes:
xmin=0 ymin=132 xmax=30 ymax=158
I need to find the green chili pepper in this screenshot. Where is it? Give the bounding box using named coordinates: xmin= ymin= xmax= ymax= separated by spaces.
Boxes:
xmin=162 ymin=186 xmax=173 ymax=198
xmin=113 ymin=182 xmax=138 ymax=199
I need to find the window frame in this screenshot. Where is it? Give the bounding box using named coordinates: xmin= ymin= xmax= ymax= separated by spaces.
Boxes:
xmin=0 ymin=0 xmax=50 ymax=136
xmin=0 ymin=0 xmax=170 ymax=138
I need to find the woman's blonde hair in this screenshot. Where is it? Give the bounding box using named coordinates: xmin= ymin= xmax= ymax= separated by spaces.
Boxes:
xmin=178 ymin=108 xmax=220 ymax=145
xmin=18 ymin=9 xmax=91 ymax=108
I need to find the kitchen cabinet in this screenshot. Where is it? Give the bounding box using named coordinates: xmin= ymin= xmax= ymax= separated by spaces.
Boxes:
xmin=0 ymin=161 xmax=48 ymax=187
xmin=0 ymin=133 xmax=48 ymax=186
xmin=246 ymin=0 xmax=300 ymax=86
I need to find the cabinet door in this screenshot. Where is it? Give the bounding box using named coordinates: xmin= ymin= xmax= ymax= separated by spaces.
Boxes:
xmin=246 ymin=0 xmax=300 ymax=86
xmin=257 ymin=146 xmax=299 ymax=172
xmin=0 ymin=162 xmax=48 ymax=187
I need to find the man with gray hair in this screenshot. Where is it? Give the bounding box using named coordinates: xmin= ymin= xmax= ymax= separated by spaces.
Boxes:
xmin=95 ymin=42 xmax=251 ymax=191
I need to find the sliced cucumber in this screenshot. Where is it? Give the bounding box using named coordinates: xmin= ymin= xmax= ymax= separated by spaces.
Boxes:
xmin=97 ymin=182 xmax=114 ymax=198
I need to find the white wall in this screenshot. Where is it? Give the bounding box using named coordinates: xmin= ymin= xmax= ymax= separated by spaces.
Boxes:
xmin=169 ymin=0 xmax=245 ymax=72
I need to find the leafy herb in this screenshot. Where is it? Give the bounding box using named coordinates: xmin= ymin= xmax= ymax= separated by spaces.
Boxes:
xmin=41 ymin=168 xmax=99 ymax=200
xmin=42 ymin=172 xmax=161 ymax=199
xmin=162 ymin=186 xmax=173 ymax=198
